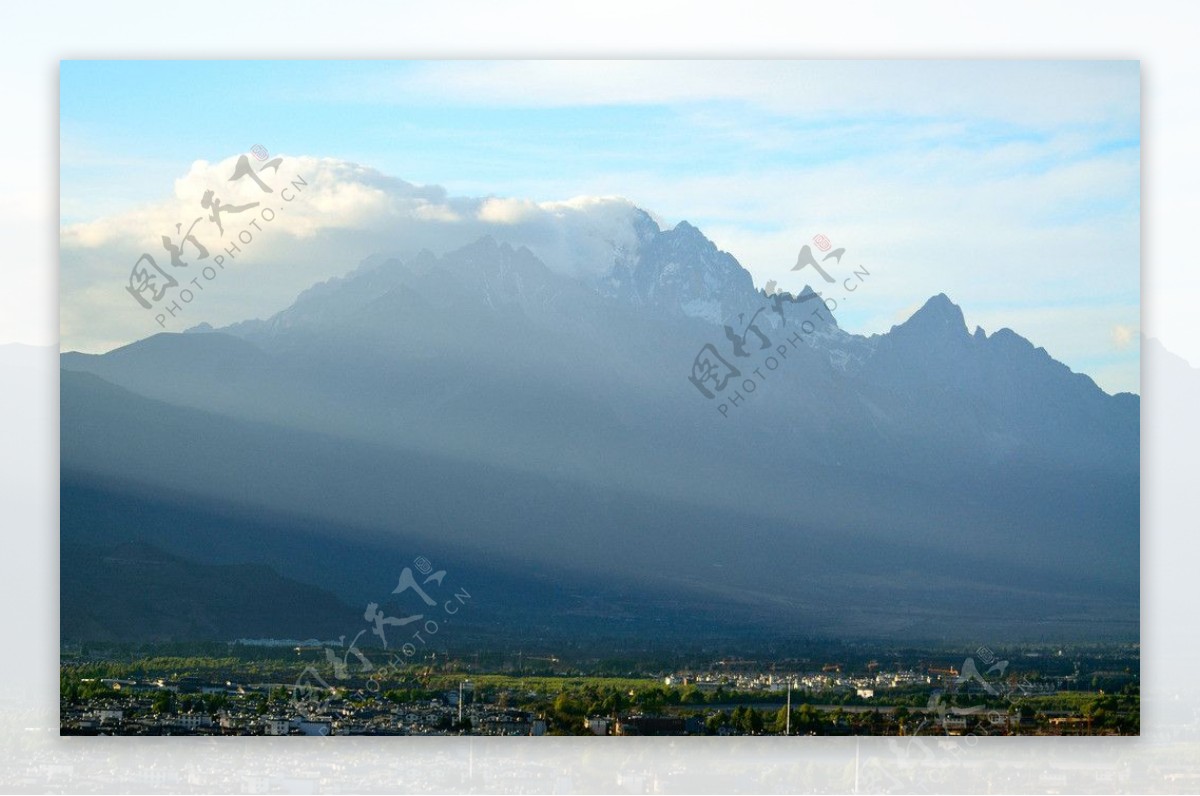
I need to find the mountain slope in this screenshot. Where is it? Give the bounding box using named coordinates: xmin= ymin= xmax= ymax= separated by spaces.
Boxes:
xmin=60 ymin=220 xmax=1139 ymax=643
xmin=61 ymin=540 xmax=355 ymax=643
xmin=60 ymin=371 xmax=1136 ymax=643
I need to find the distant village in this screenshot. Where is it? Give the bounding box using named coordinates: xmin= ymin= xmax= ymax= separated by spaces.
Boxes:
xmin=60 ymin=652 xmax=1138 ymax=736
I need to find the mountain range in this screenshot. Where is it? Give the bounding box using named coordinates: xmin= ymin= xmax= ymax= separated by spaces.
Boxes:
xmin=60 ymin=213 xmax=1139 ymax=646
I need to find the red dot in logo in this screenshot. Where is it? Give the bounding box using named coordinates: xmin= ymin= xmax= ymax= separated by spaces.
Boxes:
xmin=813 ymin=234 xmax=832 ymax=252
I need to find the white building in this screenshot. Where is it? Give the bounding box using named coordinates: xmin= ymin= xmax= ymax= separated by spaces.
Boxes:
xmin=585 ymin=717 xmax=611 ymax=736
xmin=263 ymin=717 xmax=290 ymax=736
xmin=175 ymin=713 xmax=212 ymax=731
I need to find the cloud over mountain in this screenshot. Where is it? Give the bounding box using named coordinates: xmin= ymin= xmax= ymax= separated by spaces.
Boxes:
xmin=61 ymin=155 xmax=663 ymax=353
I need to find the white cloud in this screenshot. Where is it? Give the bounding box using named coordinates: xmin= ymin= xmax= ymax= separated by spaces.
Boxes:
xmin=60 ymin=155 xmax=659 ymax=353
xmin=477 ymin=197 xmax=543 ymax=224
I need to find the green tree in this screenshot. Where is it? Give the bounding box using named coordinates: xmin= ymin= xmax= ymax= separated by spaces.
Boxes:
xmin=152 ymin=690 xmax=176 ymax=714
xmin=772 ymin=705 xmax=791 ymax=735
xmin=705 ymin=711 xmax=730 ymax=734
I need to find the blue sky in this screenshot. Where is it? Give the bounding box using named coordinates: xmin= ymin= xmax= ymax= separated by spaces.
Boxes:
xmin=60 ymin=60 xmax=1140 ymax=392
